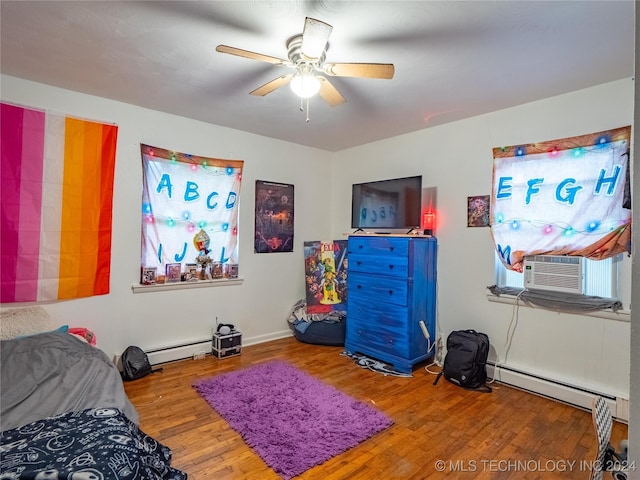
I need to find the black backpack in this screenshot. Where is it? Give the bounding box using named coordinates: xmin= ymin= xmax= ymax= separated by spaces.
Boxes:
xmin=121 ymin=345 xmax=160 ymax=381
xmin=434 ymin=330 xmax=491 ymax=392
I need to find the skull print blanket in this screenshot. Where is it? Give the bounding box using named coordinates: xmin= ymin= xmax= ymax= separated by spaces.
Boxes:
xmin=0 ymin=408 xmax=187 ymax=480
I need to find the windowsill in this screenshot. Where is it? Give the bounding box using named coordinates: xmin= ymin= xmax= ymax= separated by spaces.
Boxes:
xmin=132 ymin=277 xmax=244 ymax=293
xmin=486 ymin=293 xmax=631 ymax=322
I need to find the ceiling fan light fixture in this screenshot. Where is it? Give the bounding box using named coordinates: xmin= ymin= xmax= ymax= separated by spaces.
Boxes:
xmin=290 ymin=73 xmax=321 ymax=98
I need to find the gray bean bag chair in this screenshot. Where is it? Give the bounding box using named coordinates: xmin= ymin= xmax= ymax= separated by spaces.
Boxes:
xmin=287 ymin=299 xmax=346 ymax=346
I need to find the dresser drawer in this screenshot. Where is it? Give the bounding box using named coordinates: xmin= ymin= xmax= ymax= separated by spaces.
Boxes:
xmin=347 ymin=316 xmax=409 ymax=358
xmin=348 ymin=272 xmax=408 ymax=307
xmin=348 ymin=253 xmax=408 ymax=278
xmin=348 ymin=236 xmax=409 ymax=257
xmin=348 ymin=295 xmax=409 ymax=329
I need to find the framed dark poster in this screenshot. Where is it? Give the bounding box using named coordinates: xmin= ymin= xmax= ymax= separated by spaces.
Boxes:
xmin=254 ymin=180 xmax=294 ymax=253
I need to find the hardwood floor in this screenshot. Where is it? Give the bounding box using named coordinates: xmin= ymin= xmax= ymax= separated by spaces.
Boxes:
xmin=124 ymin=337 xmax=628 ymax=480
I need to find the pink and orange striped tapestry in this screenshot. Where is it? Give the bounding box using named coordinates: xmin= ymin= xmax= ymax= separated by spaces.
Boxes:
xmin=1 ymin=103 xmax=118 ymax=303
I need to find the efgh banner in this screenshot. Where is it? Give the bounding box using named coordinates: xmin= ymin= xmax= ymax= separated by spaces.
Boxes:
xmin=491 ymin=126 xmax=631 ymax=272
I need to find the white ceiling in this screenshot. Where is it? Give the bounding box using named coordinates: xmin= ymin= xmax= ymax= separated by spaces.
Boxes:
xmin=1 ymin=1 xmax=634 ymax=152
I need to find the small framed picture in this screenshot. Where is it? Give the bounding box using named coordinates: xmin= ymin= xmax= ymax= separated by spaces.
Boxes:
xmin=183 ymin=263 xmax=198 ymax=282
xmin=227 ymin=264 xmax=239 ymax=278
xmin=467 ymin=195 xmax=490 ymax=227
xmin=165 ymin=263 xmax=182 ymax=283
xmin=141 ymin=267 xmax=157 ymax=285
xmin=211 ymin=262 xmax=223 ymax=279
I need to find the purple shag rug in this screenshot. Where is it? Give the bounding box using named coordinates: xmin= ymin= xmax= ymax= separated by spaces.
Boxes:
xmin=193 ymin=360 xmax=393 ymax=479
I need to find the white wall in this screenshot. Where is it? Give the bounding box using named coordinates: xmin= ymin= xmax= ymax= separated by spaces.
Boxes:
xmin=1 ymin=75 xmax=331 ymax=360
xmin=330 ymin=78 xmax=634 ymax=399
xmin=1 ymin=74 xmax=633 ymax=404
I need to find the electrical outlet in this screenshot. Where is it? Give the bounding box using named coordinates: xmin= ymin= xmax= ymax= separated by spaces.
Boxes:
xmin=192 ymin=351 xmax=207 ymax=360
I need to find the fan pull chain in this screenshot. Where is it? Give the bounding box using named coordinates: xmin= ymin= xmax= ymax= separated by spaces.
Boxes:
xmin=298 ymin=97 xmax=311 ymax=123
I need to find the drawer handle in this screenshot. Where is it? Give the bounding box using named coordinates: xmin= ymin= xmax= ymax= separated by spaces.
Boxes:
xmin=357 ymin=261 xmax=362 ymax=266
xmin=389 ymin=246 xmax=394 ymax=252
xmin=388 ymin=290 xmax=393 ymax=296
xmin=358 ymin=245 xmax=363 ymax=250
xmin=357 ymin=285 xmax=362 ymax=290
xmin=388 ymin=264 xmax=394 ymax=270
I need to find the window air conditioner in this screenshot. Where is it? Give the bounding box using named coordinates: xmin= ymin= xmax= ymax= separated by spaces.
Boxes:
xmin=523 ymin=255 xmax=585 ymax=294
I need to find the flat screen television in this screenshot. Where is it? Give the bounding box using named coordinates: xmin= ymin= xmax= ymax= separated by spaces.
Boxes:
xmin=351 ymin=175 xmax=422 ymax=230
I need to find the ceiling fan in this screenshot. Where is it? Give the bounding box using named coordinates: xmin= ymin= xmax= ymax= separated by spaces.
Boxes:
xmin=215 ymin=17 xmax=395 ymax=110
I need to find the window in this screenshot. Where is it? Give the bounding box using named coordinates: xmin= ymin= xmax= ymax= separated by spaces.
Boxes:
xmin=139 ymin=144 xmax=244 ymax=286
xmin=489 ymin=126 xmax=632 ymax=311
xmin=495 ymin=253 xmax=621 ymax=299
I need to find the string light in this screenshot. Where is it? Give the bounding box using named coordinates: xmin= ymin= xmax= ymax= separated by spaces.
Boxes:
xmin=571 ymin=147 xmax=584 ymax=158
xmin=140 ymin=209 xmax=235 ymax=235
xmin=586 ymin=221 xmax=600 ymax=232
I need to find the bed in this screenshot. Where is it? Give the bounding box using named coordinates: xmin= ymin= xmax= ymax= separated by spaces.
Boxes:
xmin=0 ymin=309 xmax=186 ymax=480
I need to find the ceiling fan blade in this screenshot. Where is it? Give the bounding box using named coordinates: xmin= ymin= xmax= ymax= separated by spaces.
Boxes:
xmin=317 ymin=77 xmax=346 ymax=106
xmin=323 ymin=63 xmax=395 ymax=79
xmin=216 ymin=45 xmax=290 ymax=66
xmin=249 ymin=74 xmax=294 ymax=96
xmin=301 ymin=17 xmax=333 ymax=60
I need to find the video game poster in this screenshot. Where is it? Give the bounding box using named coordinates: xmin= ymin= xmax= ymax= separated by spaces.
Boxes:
xmin=303 ymin=240 xmax=348 ymax=314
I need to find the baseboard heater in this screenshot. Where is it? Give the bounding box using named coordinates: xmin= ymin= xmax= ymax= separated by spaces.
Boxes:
xmin=145 ymin=339 xmax=212 ymax=365
xmin=487 ymin=362 xmax=628 ymax=422
xmin=140 ymin=330 xmax=294 ymax=367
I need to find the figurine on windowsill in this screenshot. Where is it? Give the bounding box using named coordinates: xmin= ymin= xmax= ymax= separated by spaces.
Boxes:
xmin=194 ymin=229 xmax=213 ymax=280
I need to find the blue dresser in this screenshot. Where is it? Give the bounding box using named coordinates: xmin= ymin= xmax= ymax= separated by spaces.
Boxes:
xmin=345 ymin=235 xmax=437 ymax=373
